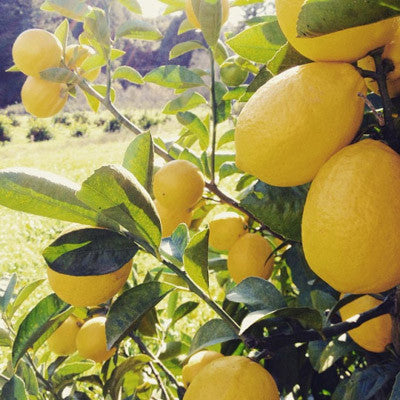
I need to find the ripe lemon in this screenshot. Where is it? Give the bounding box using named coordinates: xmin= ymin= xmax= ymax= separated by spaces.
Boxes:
xmin=228 ymin=233 xmax=274 ymax=284
xmin=65 ymin=44 xmax=100 ymax=82
xmin=21 ymin=77 xmax=68 ymax=118
xmin=155 ymin=199 xmax=193 ymax=238
xmin=340 ymin=295 xmax=392 ymax=353
xmin=185 ymin=0 xmax=229 ymax=29
xmin=183 ymin=356 xmax=280 ymax=400
xmin=276 ymin=0 xmax=399 ymax=62
xmin=47 ymin=315 xmax=81 ymax=356
xmin=182 ymin=350 xmax=224 ymax=387
xmin=235 ymin=62 xmax=366 ymax=187
xmin=302 ymin=139 xmax=400 ymax=294
xmin=47 ymin=260 xmax=132 ymax=307
xmin=12 ymin=29 xmax=63 ymax=77
xmin=76 ymin=316 xmax=116 ymax=363
xmin=209 ymin=212 xmax=247 ymax=251
xmin=153 ymin=160 xmax=205 ymax=211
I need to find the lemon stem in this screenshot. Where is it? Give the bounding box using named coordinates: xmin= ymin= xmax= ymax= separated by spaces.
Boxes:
xmin=209 ymin=47 xmax=218 ymax=184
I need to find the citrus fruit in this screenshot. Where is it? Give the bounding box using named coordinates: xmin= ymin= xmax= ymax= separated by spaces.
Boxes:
xmin=76 ymin=316 xmax=116 ymax=363
xmin=340 ymin=295 xmax=392 ymax=353
xmin=183 ymin=356 xmax=280 ymax=400
xmin=155 ymin=200 xmax=192 ymax=238
xmin=185 ymin=0 xmax=229 ymax=29
xmin=21 ymin=77 xmax=68 ymax=118
xmin=209 ymin=212 xmax=247 ymax=251
xmin=302 ymin=139 xmax=400 ymax=294
xmin=47 ymin=260 xmax=132 ymax=307
xmin=47 ymin=315 xmax=81 ymax=356
xmin=65 ymin=44 xmax=100 ymax=82
xmin=182 ymin=350 xmax=224 ymax=387
xmin=220 ymin=57 xmax=249 ymax=87
xmin=153 ymin=160 xmax=205 ymax=211
xmin=228 ymin=233 xmax=274 ymax=284
xmin=12 ymin=29 xmax=63 ymax=77
xmin=235 ymin=62 xmax=366 ymax=187
xmin=276 ymin=0 xmax=399 ymax=62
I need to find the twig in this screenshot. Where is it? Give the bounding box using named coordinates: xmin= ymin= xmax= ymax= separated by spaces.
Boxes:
xmin=357 ymin=92 xmax=385 ymax=126
xmin=209 ymin=48 xmax=218 ymax=184
xmin=148 ymin=362 xmax=171 ymax=400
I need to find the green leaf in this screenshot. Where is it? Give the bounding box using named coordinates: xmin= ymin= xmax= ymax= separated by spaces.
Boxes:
xmin=222 ymin=86 xmax=247 ymax=101
xmin=52 ymin=362 xmax=95 ymax=386
xmin=116 ymin=19 xmax=162 ymax=41
xmin=144 ymin=65 xmax=205 ymax=89
xmin=84 ymin=8 xmax=111 ymax=55
xmin=43 ymin=227 xmax=138 ymax=276
xmin=0 ymin=328 xmax=12 ymax=347
xmin=217 ymin=129 xmax=235 ymax=148
xmin=54 ymin=19 xmax=69 ymax=50
xmin=215 ymin=40 xmax=229 ymax=64
xmin=171 ymin=301 xmax=199 ymax=326
xmin=123 ymin=132 xmax=154 ymax=193
xmin=240 ymin=181 xmax=308 ymax=242
xmin=298 ymin=0 xmax=400 ymax=38
xmin=160 ymin=224 xmax=190 ymax=266
xmin=106 ymin=282 xmax=174 ymax=348
xmin=183 ymin=229 xmax=210 ymax=292
xmin=7 ymin=280 xmax=45 ymax=318
xmin=241 ymin=65 xmax=273 ymax=102
xmin=0 ymin=375 xmax=28 ymax=400
xmin=169 ymin=40 xmax=205 ymax=59
xmin=41 ymin=0 xmax=91 ymax=21
xmin=177 ymin=112 xmax=209 ymax=150
xmin=83 ymin=84 xmax=116 ymax=113
xmin=159 ymin=341 xmax=188 ymax=360
xmin=0 ymin=167 xmax=99 ymax=226
xmin=189 ymin=318 xmax=239 ymax=356
xmin=163 ymin=91 xmax=207 ymax=115
xmin=227 ymin=277 xmax=286 ymax=312
xmin=40 ymin=67 xmax=77 ymax=84
xmin=178 ymin=18 xmax=195 ymax=34
xmin=389 ymin=372 xmax=400 ymax=399
xmin=12 ymin=294 xmax=71 ymax=367
xmin=226 ymin=21 xmax=286 ymax=64
xmin=77 ymin=165 xmax=161 ymax=252
xmin=219 ymin=162 xmax=241 ymax=180
xmin=0 ymin=274 xmax=17 ymax=312
xmin=113 ymin=66 xmax=144 ymax=84
xmin=117 ymin=0 xmax=142 ymax=14
xmin=16 ymin=362 xmax=39 ymax=396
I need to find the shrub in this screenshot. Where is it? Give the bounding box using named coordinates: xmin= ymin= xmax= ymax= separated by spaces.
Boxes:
xmin=27 ymin=121 xmax=53 ymax=142
xmin=104 ymin=118 xmax=122 ymax=133
xmin=71 ymin=124 xmax=87 ymax=138
xmin=94 ymin=117 xmax=107 ymax=127
xmin=135 ymin=112 xmax=169 ymax=130
xmin=72 ymin=112 xmax=89 ymax=124
xmin=53 ymin=114 xmax=72 ymax=126
xmin=0 ymin=118 xmax=11 ymax=144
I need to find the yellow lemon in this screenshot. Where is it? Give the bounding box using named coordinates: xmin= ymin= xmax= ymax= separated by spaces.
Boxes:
xmin=302 ymin=139 xmax=400 ymax=294
xmin=21 ymin=76 xmax=68 ymax=118
xmin=183 ymin=356 xmax=280 ymax=400
xmin=276 ymin=0 xmax=399 ymax=62
xmin=155 ymin=199 xmax=193 ymax=238
xmin=340 ymin=295 xmax=392 ymax=353
xmin=12 ymin=29 xmax=62 ymax=77
xmin=153 ymin=160 xmax=205 ymax=211
xmin=47 ymin=260 xmax=132 ymax=307
xmin=209 ymin=212 xmax=247 ymax=251
xmin=228 ymin=233 xmax=274 ymax=284
xmin=235 ymin=62 xmax=366 ymax=187
xmin=185 ymin=0 xmax=229 ymax=29
xmin=47 ymin=315 xmax=81 ymax=356
xmin=65 ymin=44 xmax=100 ymax=82
xmin=76 ymin=317 xmax=116 ymax=363
xmin=182 ymin=351 xmax=224 ymax=387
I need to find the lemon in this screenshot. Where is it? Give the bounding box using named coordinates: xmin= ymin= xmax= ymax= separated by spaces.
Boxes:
xmin=302 ymin=139 xmax=400 ymax=294
xmin=155 ymin=199 xmax=193 ymax=238
xmin=21 ymin=77 xmax=68 ymax=118
xmin=220 ymin=58 xmax=249 ymax=87
xmin=185 ymin=0 xmax=229 ymax=29
xmin=235 ymin=62 xmax=366 ymax=187
xmin=76 ymin=316 xmax=116 ymax=363
xmin=183 ymin=356 xmax=280 ymax=400
xmin=209 ymin=212 xmax=247 ymax=251
xmin=182 ymin=351 xmax=224 ymax=387
xmin=340 ymin=295 xmax=392 ymax=353
xmin=47 ymin=315 xmax=81 ymax=356
xmin=276 ymin=0 xmax=399 ymax=62
xmin=47 ymin=260 xmax=132 ymax=307
xmin=12 ymin=29 xmax=62 ymax=77
xmin=65 ymin=44 xmax=100 ymax=82
xmin=153 ymin=160 xmax=205 ymax=211
xmin=228 ymin=233 xmax=274 ymax=284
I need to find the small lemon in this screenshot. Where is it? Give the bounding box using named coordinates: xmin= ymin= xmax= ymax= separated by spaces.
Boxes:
xmin=155 ymin=200 xmax=192 ymax=238
xmin=47 ymin=315 xmax=81 ymax=356
xmin=185 ymin=0 xmax=229 ymax=29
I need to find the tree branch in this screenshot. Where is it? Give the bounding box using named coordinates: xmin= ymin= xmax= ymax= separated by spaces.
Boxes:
xmin=209 ymin=48 xmax=218 ymax=184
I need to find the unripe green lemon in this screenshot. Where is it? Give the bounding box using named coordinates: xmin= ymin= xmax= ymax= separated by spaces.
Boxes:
xmin=47 ymin=315 xmax=81 ymax=356
xmin=185 ymin=0 xmax=230 ymax=29
xmin=220 ymin=58 xmax=249 ymax=87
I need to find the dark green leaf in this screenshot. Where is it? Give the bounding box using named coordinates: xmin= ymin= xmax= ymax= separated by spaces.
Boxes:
xmin=171 ymin=301 xmax=199 ymax=326
xmin=16 ymin=362 xmax=39 ymax=396
xmin=160 ymin=223 xmax=190 ymax=266
xmin=144 ymin=66 xmax=205 ymax=89
xmin=267 ymin=42 xmax=311 ymax=75
xmin=116 ymin=19 xmax=162 ymax=40
xmin=52 ymin=362 xmax=95 ymax=386
xmin=241 ymin=65 xmax=273 ymax=102
xmin=389 ymin=372 xmax=400 ymax=399
xmin=0 ymin=375 xmax=27 ymax=400
xmin=159 ymin=341 xmax=188 ymax=360
xmin=219 ymin=162 xmax=241 ymax=179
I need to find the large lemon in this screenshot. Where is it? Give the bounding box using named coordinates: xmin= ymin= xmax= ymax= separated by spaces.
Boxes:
xmin=182 ymin=350 xmax=224 ymax=387
xmin=276 ymin=0 xmax=399 ymax=62
xmin=185 ymin=0 xmax=229 ymax=29
xmin=47 ymin=260 xmax=132 ymax=307
xmin=235 ymin=62 xmax=366 ymax=187
xmin=47 ymin=315 xmax=81 ymax=356
xmin=228 ymin=233 xmax=274 ymax=284
xmin=65 ymin=44 xmax=100 ymax=82
xmin=302 ymin=139 xmax=400 ymax=294
xmin=21 ymin=77 xmax=68 ymax=118
xmin=183 ymin=356 xmax=280 ymax=400
xmin=209 ymin=212 xmax=247 ymax=251
xmin=155 ymin=199 xmax=193 ymax=238
xmin=12 ymin=29 xmax=63 ymax=77
xmin=153 ymin=160 xmax=205 ymax=211
xmin=340 ymin=295 xmax=392 ymax=353
xmin=76 ymin=317 xmax=116 ymax=363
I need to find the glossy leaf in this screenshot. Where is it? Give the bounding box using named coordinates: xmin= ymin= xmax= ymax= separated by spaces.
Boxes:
xmin=116 ymin=19 xmax=162 ymax=41
xmin=219 ymin=162 xmax=241 ymax=179
xmin=177 ymin=111 xmax=209 ymax=150
xmin=241 ymin=65 xmax=273 ymax=101
xmin=169 ymin=40 xmax=205 ymax=59
xmin=217 ymin=129 xmax=235 ymax=148
xmin=267 ymin=42 xmax=311 ymax=75
xmin=0 ymin=375 xmax=28 ymax=400
xmin=171 ymin=301 xmax=199 ymax=326
xmin=0 ymin=273 xmax=17 ymax=312
xmin=160 ymin=223 xmax=190 ymax=266
xmin=144 ymin=65 xmax=205 ymax=89
xmin=113 ymin=66 xmax=144 ymax=84
xmin=163 ymin=91 xmax=206 ymax=115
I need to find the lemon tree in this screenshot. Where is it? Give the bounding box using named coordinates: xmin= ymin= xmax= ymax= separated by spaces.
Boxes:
xmin=2 ymin=0 xmax=400 ymax=399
